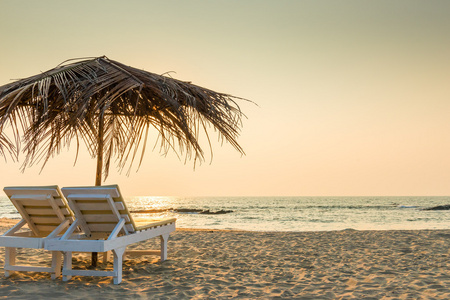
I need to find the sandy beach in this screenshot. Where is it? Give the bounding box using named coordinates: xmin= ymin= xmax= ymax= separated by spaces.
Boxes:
xmin=0 ymin=218 xmax=448 ymax=299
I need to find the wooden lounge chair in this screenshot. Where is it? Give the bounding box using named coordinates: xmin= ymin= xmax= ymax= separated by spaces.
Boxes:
xmin=0 ymin=186 xmax=74 ymax=279
xmin=45 ymin=185 xmax=176 ymax=284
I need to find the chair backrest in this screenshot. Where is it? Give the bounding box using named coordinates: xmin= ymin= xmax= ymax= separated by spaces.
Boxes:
xmin=61 ymin=185 xmax=137 ymax=237
xmin=4 ymin=186 xmax=75 ymax=237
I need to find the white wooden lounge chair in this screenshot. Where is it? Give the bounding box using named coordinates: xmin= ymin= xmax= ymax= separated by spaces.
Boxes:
xmin=45 ymin=185 xmax=176 ymax=284
xmin=0 ymin=186 xmax=74 ymax=279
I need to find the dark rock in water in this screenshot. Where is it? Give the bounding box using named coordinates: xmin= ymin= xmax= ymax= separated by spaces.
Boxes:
xmin=174 ymin=208 xmax=233 ymax=214
xmin=423 ymin=205 xmax=450 ymax=211
xmin=199 ymin=209 xmax=233 ymax=215
xmin=174 ymin=208 xmax=204 ymax=213
xmin=130 ymin=208 xmax=233 ymax=214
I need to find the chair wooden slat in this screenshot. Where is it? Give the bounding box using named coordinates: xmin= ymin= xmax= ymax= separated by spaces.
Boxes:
xmin=27 ymin=207 xmax=71 ymax=216
xmin=4 ymin=187 xmax=61 ymax=197
xmin=84 ymin=214 xmax=130 ymax=223
xmin=36 ymin=224 xmax=64 ymax=233
xmin=86 ymin=223 xmax=134 ymax=232
xmin=74 ymin=202 xmax=125 ymax=211
xmin=10 ymin=197 xmax=66 ymax=207
xmin=31 ymin=216 xmax=61 ymax=224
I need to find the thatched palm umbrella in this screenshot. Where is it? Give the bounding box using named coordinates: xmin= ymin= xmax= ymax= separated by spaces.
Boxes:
xmin=0 ymin=56 xmax=248 ymax=266
xmin=0 ymin=56 xmax=247 ymax=185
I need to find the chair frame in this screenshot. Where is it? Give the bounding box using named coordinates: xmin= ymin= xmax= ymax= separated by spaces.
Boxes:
xmin=0 ymin=186 xmax=74 ymax=279
xmin=45 ymin=185 xmax=176 ymax=284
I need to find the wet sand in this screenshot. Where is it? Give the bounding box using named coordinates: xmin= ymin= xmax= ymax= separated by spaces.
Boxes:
xmin=0 ymin=218 xmax=449 ymax=299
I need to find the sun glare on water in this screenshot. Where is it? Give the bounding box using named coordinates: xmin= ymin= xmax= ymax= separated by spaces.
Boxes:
xmin=127 ymin=196 xmax=179 ymax=224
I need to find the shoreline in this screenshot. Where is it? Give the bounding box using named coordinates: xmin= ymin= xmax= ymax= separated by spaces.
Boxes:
xmin=0 ymin=219 xmax=449 ymax=299
xmin=1 ymin=217 xmax=448 ymax=234
xmin=1 ymin=217 xmax=448 ymax=233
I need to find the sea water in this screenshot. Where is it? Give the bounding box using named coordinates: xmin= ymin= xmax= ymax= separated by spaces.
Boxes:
xmin=0 ymin=196 xmax=448 ymax=232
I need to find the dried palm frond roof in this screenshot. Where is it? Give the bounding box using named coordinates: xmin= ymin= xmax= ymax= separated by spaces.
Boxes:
xmin=0 ymin=56 xmax=248 ymax=179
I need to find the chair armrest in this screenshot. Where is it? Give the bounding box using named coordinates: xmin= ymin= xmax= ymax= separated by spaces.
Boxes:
xmin=3 ymin=219 xmax=27 ymax=236
xmin=61 ymin=219 xmax=80 ymax=240
xmin=46 ymin=219 xmax=70 ymax=239
xmin=107 ymin=218 xmax=126 ymax=240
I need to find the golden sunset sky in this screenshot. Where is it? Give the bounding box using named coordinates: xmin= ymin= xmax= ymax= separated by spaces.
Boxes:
xmin=1 ymin=0 xmax=450 ymax=196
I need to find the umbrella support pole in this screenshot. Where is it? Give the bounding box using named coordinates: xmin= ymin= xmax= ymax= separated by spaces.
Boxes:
xmin=92 ymin=253 xmax=98 ymax=267
xmin=95 ymin=112 xmax=104 ymax=187
xmin=91 ymin=112 xmax=105 ymax=267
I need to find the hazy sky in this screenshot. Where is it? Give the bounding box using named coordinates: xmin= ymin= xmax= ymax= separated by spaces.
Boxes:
xmin=1 ymin=0 xmax=450 ymax=196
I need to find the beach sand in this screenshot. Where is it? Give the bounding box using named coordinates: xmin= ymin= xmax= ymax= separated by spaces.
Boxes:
xmin=0 ymin=218 xmax=448 ymax=299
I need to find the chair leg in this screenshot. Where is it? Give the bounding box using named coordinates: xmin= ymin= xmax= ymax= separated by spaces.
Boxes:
xmin=4 ymin=247 xmax=16 ymax=277
xmin=102 ymin=251 xmax=110 ymax=264
xmin=62 ymin=252 xmax=73 ymax=281
xmin=160 ymin=233 xmax=169 ymax=261
xmin=113 ymin=247 xmax=126 ymax=284
xmin=51 ymin=251 xmax=63 ymax=279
